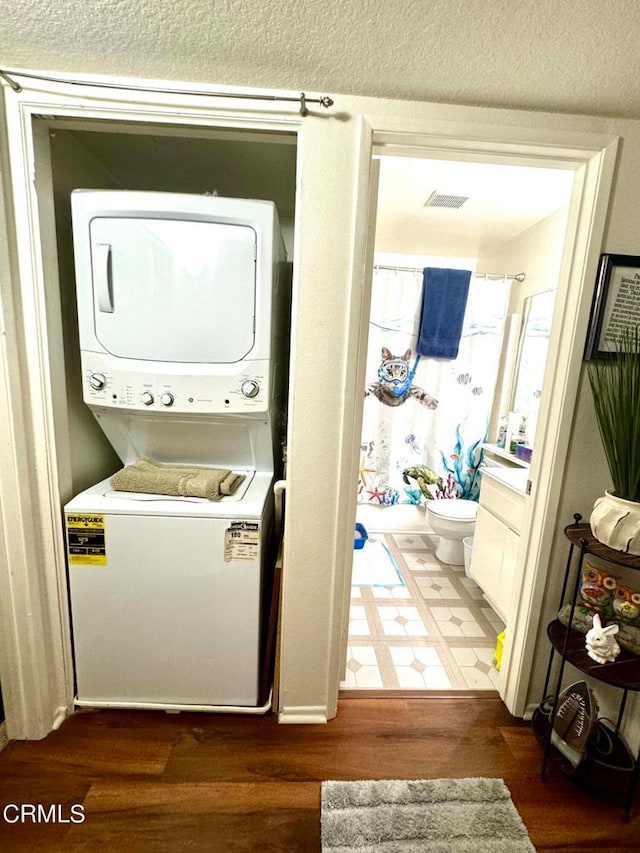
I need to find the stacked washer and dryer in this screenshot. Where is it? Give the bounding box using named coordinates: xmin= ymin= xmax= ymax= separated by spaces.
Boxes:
xmin=64 ymin=190 xmax=288 ymax=712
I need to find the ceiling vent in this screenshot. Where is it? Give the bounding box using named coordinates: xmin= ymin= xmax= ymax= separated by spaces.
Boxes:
xmin=423 ymin=191 xmax=469 ymax=209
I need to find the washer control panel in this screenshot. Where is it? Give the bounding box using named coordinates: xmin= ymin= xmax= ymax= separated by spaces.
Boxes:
xmin=81 ymin=353 xmax=269 ymax=415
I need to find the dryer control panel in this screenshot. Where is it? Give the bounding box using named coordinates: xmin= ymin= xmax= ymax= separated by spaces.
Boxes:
xmin=81 ymin=352 xmax=271 ymax=415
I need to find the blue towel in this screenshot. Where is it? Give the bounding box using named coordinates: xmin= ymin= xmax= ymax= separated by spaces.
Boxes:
xmin=416 ymin=267 xmax=471 ymax=359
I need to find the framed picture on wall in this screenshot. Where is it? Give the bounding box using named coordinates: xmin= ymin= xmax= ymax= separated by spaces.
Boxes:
xmin=584 ymin=253 xmax=640 ymax=360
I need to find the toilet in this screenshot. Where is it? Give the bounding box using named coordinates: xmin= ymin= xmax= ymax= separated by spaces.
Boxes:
xmin=425 ymin=499 xmax=478 ymax=565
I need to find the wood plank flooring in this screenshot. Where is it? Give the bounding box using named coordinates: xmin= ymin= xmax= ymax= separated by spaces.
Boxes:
xmin=0 ymin=698 xmax=638 ymax=851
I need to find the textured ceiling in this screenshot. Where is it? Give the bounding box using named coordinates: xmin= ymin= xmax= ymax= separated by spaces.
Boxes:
xmin=2 ymin=1 xmax=640 ymax=120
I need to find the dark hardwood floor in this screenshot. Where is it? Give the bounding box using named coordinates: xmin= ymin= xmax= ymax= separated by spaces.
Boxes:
xmin=0 ymin=697 xmax=638 ymax=851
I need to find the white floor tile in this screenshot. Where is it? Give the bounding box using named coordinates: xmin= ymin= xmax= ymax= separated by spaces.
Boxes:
xmin=353 ymin=666 xmax=383 ymax=688
xmin=382 ymin=621 xmax=409 ymax=636
xmin=402 ymin=553 xmax=443 ymax=572
xmin=422 ymin=667 xmax=452 ymax=689
xmin=344 ymin=527 xmax=500 ymax=693
xmin=460 ymin=621 xmax=486 ymax=638
xmin=413 ymin=646 xmax=443 ymax=666
xmin=415 ymin=576 xmax=460 ymax=600
xmin=437 ymin=621 xmax=465 ymax=637
xmin=350 ymin=646 xmax=378 ymax=666
xmin=457 ymin=667 xmax=496 ymax=690
xmin=372 ymin=586 xmax=411 ymax=599
xmin=404 ymin=620 xmax=428 ymax=636
xmin=448 ymin=607 xmax=474 ymax=620
xmin=395 ymin=667 xmax=427 ymax=688
xmin=450 ymin=647 xmax=477 ymax=666
xmin=460 ymin=578 xmax=485 ymax=599
xmin=450 ymin=647 xmax=497 ymax=690
xmin=392 ymin=533 xmax=429 ymax=550
xmin=339 ymin=670 xmax=357 ymax=688
xmin=389 ymin=647 xmax=415 ymax=665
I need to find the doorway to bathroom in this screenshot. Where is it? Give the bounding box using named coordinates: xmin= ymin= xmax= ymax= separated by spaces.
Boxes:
xmin=341 ymin=153 xmax=575 ymax=694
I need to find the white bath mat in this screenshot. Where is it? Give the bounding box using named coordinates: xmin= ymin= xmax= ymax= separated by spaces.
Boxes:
xmin=321 ymin=777 xmax=536 ymax=852
xmin=351 ymin=536 xmax=405 ymax=587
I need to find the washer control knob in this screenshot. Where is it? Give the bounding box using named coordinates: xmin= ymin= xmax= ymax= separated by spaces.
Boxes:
xmin=241 ymin=379 xmax=260 ymax=399
xmin=89 ymin=372 xmax=107 ymax=391
xmin=160 ymin=392 xmax=175 ymax=407
xmin=141 ymin=391 xmax=154 ymax=406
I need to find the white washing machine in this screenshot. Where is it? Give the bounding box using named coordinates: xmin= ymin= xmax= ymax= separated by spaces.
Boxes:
xmin=64 ymin=190 xmax=288 ymax=712
xmin=66 ymin=473 xmax=274 ymax=710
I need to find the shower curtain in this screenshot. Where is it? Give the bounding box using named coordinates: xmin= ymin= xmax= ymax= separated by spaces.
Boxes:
xmin=358 ymin=266 xmax=509 ymax=505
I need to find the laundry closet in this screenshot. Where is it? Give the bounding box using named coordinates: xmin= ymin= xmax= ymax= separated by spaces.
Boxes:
xmin=35 ymin=120 xmax=297 ymax=712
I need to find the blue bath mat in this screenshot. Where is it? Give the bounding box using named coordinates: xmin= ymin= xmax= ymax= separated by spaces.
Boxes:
xmin=351 ymin=536 xmax=405 ymax=587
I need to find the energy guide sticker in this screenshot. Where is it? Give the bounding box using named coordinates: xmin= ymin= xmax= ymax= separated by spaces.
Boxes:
xmin=224 ymin=521 xmax=260 ymax=562
xmin=66 ymin=514 xmax=107 ymax=565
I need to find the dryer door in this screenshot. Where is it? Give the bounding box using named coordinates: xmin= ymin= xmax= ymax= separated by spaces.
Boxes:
xmin=88 ymin=217 xmax=256 ymax=363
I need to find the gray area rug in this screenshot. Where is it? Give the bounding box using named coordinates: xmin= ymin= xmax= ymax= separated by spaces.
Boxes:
xmin=321 ymin=777 xmax=536 ymax=852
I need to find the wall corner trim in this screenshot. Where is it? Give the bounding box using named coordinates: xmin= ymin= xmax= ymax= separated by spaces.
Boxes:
xmin=277 ymin=705 xmax=329 ymax=724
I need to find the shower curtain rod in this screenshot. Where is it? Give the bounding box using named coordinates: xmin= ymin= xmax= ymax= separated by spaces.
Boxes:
xmin=373 ymin=265 xmax=526 ymax=282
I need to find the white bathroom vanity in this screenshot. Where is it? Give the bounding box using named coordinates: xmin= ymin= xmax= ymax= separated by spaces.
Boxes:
xmin=468 ymin=467 xmax=529 ymax=622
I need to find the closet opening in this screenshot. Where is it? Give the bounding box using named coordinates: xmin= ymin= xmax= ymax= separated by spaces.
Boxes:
xmin=30 ymin=116 xmax=298 ymax=715
xmin=341 ymin=152 xmax=575 ymax=695
xmin=37 ymin=119 xmax=297 ymax=506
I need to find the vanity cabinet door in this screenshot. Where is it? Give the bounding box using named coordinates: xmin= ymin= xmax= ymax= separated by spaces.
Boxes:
xmin=469 ymin=505 xmax=519 ymax=621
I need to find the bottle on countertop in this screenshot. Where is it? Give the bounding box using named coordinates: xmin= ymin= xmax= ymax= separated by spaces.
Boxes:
xmin=497 ymin=416 xmax=507 ymax=449
xmin=510 ymin=416 xmax=528 ymax=453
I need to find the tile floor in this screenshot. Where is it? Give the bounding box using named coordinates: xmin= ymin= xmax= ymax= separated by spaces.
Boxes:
xmin=340 ymin=530 xmax=505 ymax=692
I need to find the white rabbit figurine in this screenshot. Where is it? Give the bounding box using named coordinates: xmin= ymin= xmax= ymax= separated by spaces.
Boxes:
xmin=585 ymin=613 xmax=621 ymax=664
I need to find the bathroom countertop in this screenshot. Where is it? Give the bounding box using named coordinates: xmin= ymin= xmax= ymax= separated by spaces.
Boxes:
xmin=480 ymin=465 xmax=529 ymax=496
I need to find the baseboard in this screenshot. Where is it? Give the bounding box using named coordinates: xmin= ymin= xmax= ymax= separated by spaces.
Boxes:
xmin=277 ymin=705 xmax=328 ymax=724
xmin=0 ymin=722 xmax=7 ymax=752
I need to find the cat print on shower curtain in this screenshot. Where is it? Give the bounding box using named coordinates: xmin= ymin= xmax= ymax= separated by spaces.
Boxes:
xmin=365 ymin=348 xmax=438 ymax=408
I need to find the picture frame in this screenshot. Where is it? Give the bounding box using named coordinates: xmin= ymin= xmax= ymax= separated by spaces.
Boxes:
xmin=584 ymin=253 xmax=640 ymax=360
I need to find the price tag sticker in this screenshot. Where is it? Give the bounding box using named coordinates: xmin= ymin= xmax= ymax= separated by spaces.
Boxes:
xmin=224 ymin=521 xmax=260 ymax=562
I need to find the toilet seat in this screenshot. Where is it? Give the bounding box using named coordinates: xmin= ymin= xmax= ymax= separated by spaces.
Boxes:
xmin=426 ymin=499 xmax=478 ymax=521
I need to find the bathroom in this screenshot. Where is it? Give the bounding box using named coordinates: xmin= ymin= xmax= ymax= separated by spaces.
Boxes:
xmin=342 ymin=153 xmax=575 ymax=693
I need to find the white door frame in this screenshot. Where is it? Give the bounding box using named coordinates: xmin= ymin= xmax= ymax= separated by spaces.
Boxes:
xmin=340 ymin=118 xmax=617 ymax=715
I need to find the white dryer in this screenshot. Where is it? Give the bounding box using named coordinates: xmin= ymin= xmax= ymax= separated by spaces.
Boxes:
xmin=64 ymin=191 xmax=288 ymax=712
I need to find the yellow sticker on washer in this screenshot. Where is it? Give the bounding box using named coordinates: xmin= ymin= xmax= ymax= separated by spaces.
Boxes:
xmin=66 ymin=514 xmax=107 ymax=565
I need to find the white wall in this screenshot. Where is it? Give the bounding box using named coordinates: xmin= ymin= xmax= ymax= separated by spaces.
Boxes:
xmin=279 ymin=95 xmax=636 ymax=724
xmin=479 ymin=208 xmax=570 ymax=316
xmin=47 ymin=131 xmax=122 ymax=498
xmin=478 ymin=172 xmax=640 ymax=727
xmin=478 ymin=139 xmax=640 ymax=742
xmin=2 ymin=78 xmax=640 ymax=736
xmin=479 ymin=208 xmax=570 ymax=439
